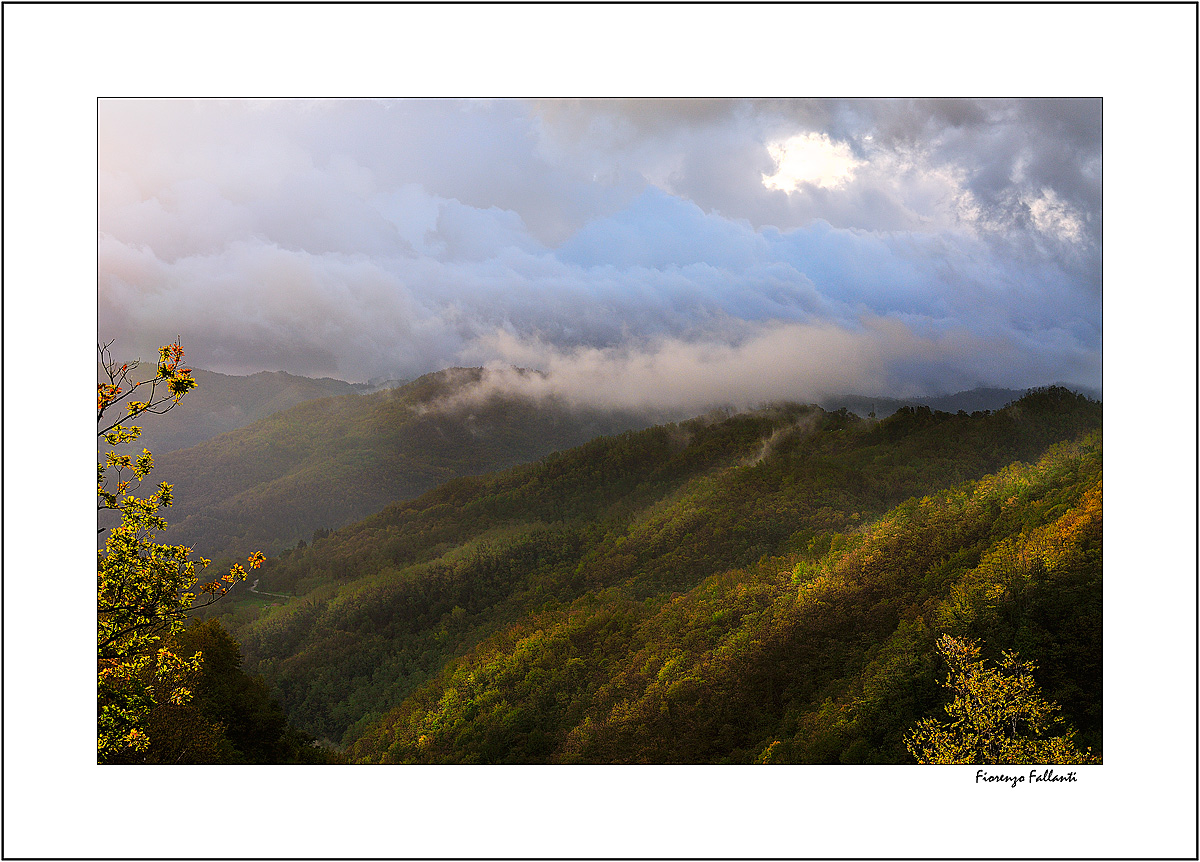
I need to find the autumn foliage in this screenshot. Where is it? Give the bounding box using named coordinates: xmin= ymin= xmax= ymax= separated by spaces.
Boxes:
xmin=212 ymin=390 xmax=1101 ymax=763
xmin=97 ymin=341 xmax=263 ymax=761
xmin=904 ymin=635 xmax=1096 ymax=764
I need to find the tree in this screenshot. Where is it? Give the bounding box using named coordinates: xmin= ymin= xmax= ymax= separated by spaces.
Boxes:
xmin=104 ymin=618 xmax=333 ymax=764
xmin=904 ymin=634 xmax=1096 ymax=765
xmin=97 ymin=341 xmax=263 ymax=762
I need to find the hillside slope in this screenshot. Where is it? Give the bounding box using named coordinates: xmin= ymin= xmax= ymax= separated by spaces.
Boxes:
xmin=98 ymin=364 xmax=373 ymax=455
xmin=154 ymin=368 xmax=655 ymax=557
xmin=222 ymin=387 xmax=1101 ymax=755
xmin=351 ymin=433 xmax=1101 ymax=764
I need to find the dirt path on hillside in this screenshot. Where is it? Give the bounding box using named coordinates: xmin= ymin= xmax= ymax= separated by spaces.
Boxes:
xmin=248 ymin=578 xmax=292 ymax=600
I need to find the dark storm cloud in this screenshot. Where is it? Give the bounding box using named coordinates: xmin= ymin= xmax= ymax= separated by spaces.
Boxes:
xmin=98 ymin=98 xmax=1101 ymax=403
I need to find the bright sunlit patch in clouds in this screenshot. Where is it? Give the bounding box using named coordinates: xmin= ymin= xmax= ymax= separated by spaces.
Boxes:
xmin=1028 ymin=188 xmax=1085 ymax=243
xmin=762 ymin=132 xmax=863 ymax=192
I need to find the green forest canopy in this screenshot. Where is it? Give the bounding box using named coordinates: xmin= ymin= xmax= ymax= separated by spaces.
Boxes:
xmin=208 ymin=386 xmax=1101 ymax=763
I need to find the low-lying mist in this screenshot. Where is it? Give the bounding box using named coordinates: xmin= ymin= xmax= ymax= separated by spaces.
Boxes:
xmin=442 ymin=316 xmax=1094 ymax=418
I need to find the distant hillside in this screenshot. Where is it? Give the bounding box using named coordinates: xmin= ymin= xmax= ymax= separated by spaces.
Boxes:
xmin=136 ymin=374 xmax=1096 ymax=561
xmin=219 ymin=386 xmax=1102 ymax=758
xmin=151 ymin=368 xmax=657 ymax=558
xmin=818 ymin=385 xmax=1102 ymax=418
xmin=97 ymin=364 xmax=387 ymax=455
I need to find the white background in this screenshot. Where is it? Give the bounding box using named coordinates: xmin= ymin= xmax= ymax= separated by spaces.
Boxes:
xmin=3 ymin=3 xmax=1196 ymax=859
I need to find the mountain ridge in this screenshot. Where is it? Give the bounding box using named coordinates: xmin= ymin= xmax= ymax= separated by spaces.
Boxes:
xmin=96 ymin=363 xmax=395 ymax=455
xmin=150 ymin=367 xmax=659 ymax=557
xmin=136 ymin=361 xmax=1099 ymax=561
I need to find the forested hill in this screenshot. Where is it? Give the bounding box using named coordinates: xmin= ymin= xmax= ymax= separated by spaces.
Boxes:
xmin=97 ymin=365 xmax=371 ymax=455
xmin=820 ymin=387 xmax=1022 ymax=419
xmin=153 ymin=368 xmax=657 ymax=557
xmin=219 ymin=387 xmax=1102 ymax=761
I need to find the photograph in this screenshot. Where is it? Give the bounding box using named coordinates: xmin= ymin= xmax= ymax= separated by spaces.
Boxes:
xmin=3 ymin=4 xmax=1195 ymax=859
xmin=96 ymin=96 xmax=1105 ymax=770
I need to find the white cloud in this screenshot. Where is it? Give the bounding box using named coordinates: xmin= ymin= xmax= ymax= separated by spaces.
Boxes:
xmin=762 ymin=132 xmax=863 ymax=191
xmin=97 ymin=98 xmax=1101 ymax=399
xmin=1028 ymin=187 xmax=1086 ymax=243
xmin=446 ymin=311 xmax=1092 ymax=416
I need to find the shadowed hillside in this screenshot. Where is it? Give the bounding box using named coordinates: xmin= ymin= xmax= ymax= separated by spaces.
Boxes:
xmin=97 ymin=363 xmax=379 ymax=455
xmin=152 ymin=368 xmax=658 ymax=558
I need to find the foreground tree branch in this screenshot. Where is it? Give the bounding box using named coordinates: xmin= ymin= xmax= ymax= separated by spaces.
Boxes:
xmin=97 ymin=340 xmax=263 ymax=761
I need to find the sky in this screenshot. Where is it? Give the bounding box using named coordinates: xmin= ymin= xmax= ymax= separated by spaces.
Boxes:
xmin=98 ymin=97 xmax=1100 ymax=412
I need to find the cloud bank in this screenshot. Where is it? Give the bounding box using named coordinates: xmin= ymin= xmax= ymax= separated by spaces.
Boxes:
xmin=98 ymin=98 xmax=1101 ymax=408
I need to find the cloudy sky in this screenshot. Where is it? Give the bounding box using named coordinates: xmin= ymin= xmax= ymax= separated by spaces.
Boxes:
xmin=99 ymin=97 xmax=1101 ymax=411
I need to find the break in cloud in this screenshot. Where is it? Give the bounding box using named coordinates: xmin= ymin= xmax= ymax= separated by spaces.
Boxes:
xmin=98 ymin=98 xmax=1101 ymax=410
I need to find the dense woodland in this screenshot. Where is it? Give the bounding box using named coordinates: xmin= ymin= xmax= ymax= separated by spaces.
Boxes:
xmin=179 ymin=383 xmax=1101 ymax=764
